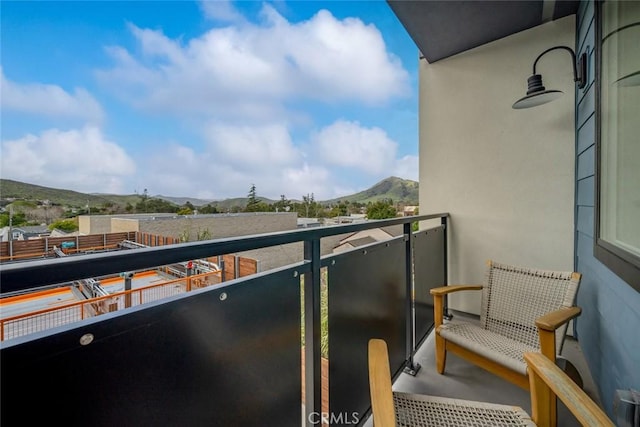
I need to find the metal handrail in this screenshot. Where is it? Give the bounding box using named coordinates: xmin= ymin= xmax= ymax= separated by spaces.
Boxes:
xmin=0 ymin=213 xmax=448 ymax=294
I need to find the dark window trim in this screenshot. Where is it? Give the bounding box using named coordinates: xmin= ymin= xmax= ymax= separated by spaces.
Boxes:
xmin=594 ymin=0 xmax=640 ymax=292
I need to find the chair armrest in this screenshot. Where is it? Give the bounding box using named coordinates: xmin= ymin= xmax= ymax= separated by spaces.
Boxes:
xmin=432 ymin=286 xmax=482 ymax=329
xmin=524 ymin=352 xmax=614 ymax=427
xmin=535 ymin=307 xmax=582 ymax=332
xmin=430 ymin=285 xmax=483 ymax=296
xmin=368 ymin=339 xmax=397 ymax=427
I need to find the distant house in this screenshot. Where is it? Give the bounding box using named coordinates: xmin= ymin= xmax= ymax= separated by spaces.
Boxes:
xmin=332 ymin=225 xmax=402 ymax=254
xmin=402 ymin=205 xmax=418 ymax=216
xmin=325 ymin=214 xmax=367 ymax=225
xmin=49 ymin=228 xmax=81 ymax=238
xmin=0 ymin=225 xmax=51 ymax=242
xmin=297 ymin=218 xmax=321 ymax=228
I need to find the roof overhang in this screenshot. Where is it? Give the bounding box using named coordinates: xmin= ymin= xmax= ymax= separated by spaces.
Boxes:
xmin=387 ymin=0 xmax=579 ymax=63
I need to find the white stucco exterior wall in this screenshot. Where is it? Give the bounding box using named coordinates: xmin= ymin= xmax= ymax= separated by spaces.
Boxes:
xmin=419 ymin=16 xmax=576 ymax=314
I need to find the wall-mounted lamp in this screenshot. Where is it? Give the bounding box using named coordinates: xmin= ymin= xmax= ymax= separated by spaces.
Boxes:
xmin=512 ymin=46 xmax=587 ymax=109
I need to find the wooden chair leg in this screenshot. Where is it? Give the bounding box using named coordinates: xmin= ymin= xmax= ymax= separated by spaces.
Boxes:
xmin=435 ymin=333 xmax=447 ymax=374
xmin=433 ymin=294 xmax=447 ymax=374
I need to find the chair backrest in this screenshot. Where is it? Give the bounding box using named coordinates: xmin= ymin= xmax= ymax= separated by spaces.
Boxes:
xmin=480 ymin=261 xmax=581 ymax=353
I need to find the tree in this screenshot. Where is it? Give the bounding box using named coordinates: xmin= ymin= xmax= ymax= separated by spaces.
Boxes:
xmin=245 ymin=184 xmax=262 ymax=212
xmin=199 ymin=204 xmax=219 ymax=214
xmin=366 ymin=199 xmax=397 ymax=220
xmin=196 ymin=228 xmax=212 ymax=241
xmin=273 ymin=194 xmax=290 ymax=212
xmin=300 ymin=193 xmax=318 ymax=218
xmin=329 ymin=203 xmax=348 ymax=218
xmin=0 ymin=211 xmax=28 ymax=227
xmin=135 ymin=197 xmax=177 ymax=213
xmin=48 ymin=219 xmax=78 ymax=232
xmin=177 ymin=207 xmax=193 ymax=216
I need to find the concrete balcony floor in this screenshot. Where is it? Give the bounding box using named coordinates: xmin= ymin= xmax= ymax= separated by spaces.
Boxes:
xmin=363 ymin=310 xmax=603 ymax=426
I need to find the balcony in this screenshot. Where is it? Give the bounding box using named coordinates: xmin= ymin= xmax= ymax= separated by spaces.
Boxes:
xmin=0 ymin=214 xmax=449 ymax=426
xmin=0 ymin=213 xmax=603 ymax=426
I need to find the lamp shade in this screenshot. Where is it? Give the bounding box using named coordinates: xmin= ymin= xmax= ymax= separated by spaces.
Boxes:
xmin=512 ymin=90 xmax=564 ymax=109
xmin=512 ymin=74 xmax=564 ymax=109
xmin=614 ymin=70 xmax=640 ymax=87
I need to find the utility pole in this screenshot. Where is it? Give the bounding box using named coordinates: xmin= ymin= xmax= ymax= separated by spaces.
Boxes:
xmin=8 ymin=205 xmax=13 ymax=260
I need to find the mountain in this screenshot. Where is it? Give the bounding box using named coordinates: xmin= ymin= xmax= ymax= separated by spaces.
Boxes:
xmin=322 ymin=176 xmax=418 ymax=205
xmin=154 ymin=195 xmax=215 ymax=206
xmin=0 ymin=179 xmax=135 ymax=207
xmin=0 ymin=176 xmax=419 ymax=209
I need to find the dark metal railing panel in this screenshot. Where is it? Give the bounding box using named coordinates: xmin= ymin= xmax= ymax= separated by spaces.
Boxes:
xmin=1 ymin=266 xmax=302 ymax=427
xmin=413 ymin=225 xmax=446 ymax=345
xmin=0 ymin=213 xmax=449 ymax=293
xmin=327 ymin=237 xmax=407 ymax=425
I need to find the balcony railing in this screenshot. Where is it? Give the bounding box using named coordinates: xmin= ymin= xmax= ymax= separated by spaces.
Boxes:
xmin=0 ymin=213 xmax=449 ymax=427
xmin=0 ymin=270 xmax=222 ymax=341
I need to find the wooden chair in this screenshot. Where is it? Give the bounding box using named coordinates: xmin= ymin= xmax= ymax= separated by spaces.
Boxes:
xmin=368 ymin=338 xmax=613 ymax=427
xmin=430 ymin=260 xmax=582 ymax=390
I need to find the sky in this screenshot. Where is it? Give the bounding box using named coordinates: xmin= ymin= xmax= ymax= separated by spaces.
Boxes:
xmin=1 ymin=0 xmax=419 ymax=201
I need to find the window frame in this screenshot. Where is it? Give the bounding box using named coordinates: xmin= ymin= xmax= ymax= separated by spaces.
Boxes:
xmin=594 ymin=0 xmax=640 ymax=292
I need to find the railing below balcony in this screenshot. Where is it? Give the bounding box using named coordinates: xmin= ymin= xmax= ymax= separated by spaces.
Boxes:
xmin=0 ymin=213 xmax=449 ymax=427
xmin=0 ymin=270 xmax=222 ymax=341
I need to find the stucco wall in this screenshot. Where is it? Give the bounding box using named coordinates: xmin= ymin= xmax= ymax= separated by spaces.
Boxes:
xmin=111 ymin=218 xmax=140 ymax=233
xmin=136 ymin=213 xmax=297 ymax=241
xmin=419 ymin=16 xmax=576 ymax=314
xmin=78 ymin=215 xmax=112 ymax=235
xmin=574 ymin=0 xmax=640 ymax=416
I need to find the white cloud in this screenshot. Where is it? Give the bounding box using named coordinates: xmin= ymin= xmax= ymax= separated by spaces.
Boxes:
xmin=312 ymin=120 xmax=398 ymax=174
xmin=393 ymin=155 xmax=419 ymax=181
xmin=1 ymin=127 xmax=135 ymax=194
xmin=139 ymin=124 xmax=337 ymax=200
xmin=204 ymin=122 xmax=299 ymax=170
xmin=96 ymin=5 xmax=409 ymax=119
xmin=200 ymin=0 xmax=245 ymax=23
xmin=138 ymin=120 xmax=416 ymax=201
xmin=1 ymin=67 xmax=104 ymax=123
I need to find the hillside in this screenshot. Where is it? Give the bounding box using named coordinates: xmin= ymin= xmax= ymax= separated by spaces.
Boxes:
xmin=323 ymin=177 xmax=418 ymax=205
xmin=0 ymin=179 xmax=134 ymax=207
xmin=0 ymin=176 xmax=419 ymax=209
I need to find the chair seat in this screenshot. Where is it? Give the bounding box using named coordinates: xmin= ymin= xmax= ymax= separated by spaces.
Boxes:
xmin=438 ymin=323 xmax=539 ymax=375
xmin=393 ymin=391 xmax=535 ymax=426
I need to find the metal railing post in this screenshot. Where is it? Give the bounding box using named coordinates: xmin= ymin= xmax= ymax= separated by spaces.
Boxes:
xmin=303 ymin=238 xmax=321 ymax=426
xmin=124 ymin=274 xmax=132 ymax=308
xmin=442 ymin=216 xmax=453 ymax=320
xmin=403 ymin=222 xmax=421 ymax=375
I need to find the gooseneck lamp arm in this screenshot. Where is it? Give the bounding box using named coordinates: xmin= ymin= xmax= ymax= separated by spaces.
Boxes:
xmin=532 ymin=46 xmax=580 ymax=84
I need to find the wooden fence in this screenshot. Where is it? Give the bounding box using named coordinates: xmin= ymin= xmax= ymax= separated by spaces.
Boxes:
xmin=221 ymin=254 xmax=258 ymax=280
xmin=1 ymin=231 xmax=257 ymax=278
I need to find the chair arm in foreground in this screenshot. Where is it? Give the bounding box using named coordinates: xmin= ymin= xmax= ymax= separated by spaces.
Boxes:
xmin=524 ymin=352 xmax=613 ymax=427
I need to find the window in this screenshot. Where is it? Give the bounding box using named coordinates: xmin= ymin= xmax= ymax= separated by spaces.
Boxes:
xmin=595 ymin=0 xmax=640 ymax=291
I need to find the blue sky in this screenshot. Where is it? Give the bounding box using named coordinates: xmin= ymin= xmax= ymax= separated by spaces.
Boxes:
xmin=1 ymin=0 xmax=418 ymax=201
